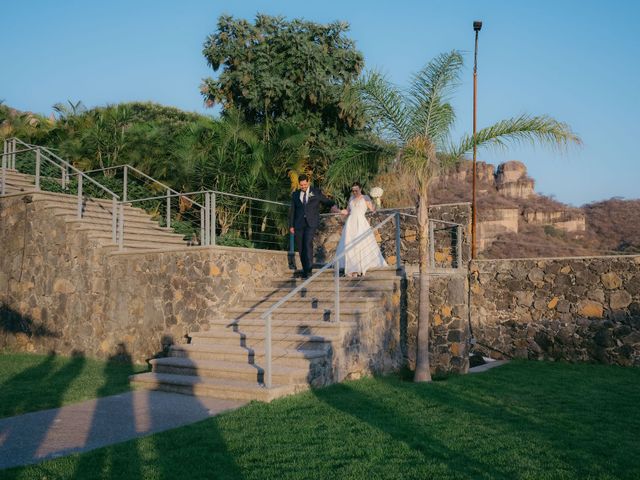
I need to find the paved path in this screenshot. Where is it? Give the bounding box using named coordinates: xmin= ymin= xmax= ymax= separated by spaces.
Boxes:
xmin=468 ymin=360 xmax=510 ymax=374
xmin=0 ymin=390 xmax=245 ymax=470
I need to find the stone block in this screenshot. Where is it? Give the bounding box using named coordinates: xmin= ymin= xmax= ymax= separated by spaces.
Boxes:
xmin=601 ymin=272 xmax=622 ymax=290
xmin=53 ymin=278 xmax=75 ymax=294
xmin=527 ymin=268 xmax=545 ymax=284
xmin=610 ymin=290 xmax=632 ymax=310
xmin=577 ymin=300 xmax=603 ymax=319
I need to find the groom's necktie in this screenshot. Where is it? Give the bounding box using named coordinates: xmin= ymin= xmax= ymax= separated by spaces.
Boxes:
xmin=303 ymin=191 xmax=307 ymax=205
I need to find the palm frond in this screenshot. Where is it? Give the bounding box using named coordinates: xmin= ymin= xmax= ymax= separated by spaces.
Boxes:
xmin=358 ymin=71 xmax=411 ymax=144
xmin=408 ymin=50 xmax=462 ymax=145
xmin=325 ymin=135 xmax=396 ymax=200
xmin=450 ymin=114 xmax=582 ymax=159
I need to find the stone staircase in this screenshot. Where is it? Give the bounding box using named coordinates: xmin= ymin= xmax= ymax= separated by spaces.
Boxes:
xmin=130 ymin=267 xmax=401 ymax=401
xmin=2 ymin=169 xmax=189 ymax=251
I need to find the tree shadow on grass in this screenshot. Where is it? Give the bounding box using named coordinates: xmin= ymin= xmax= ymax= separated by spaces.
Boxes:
xmin=0 ymin=351 xmax=86 ymax=418
xmin=0 ymin=351 xmax=86 ymax=470
xmin=312 ymin=380 xmax=516 ymax=480
xmin=66 ymin=343 xmax=245 ymax=480
xmin=69 ymin=344 xmax=143 ymax=479
xmin=412 ymin=363 xmax=640 ymax=478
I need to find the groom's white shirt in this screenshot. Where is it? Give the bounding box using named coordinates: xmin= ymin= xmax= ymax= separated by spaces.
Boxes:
xmin=299 ymin=189 xmax=312 ymax=203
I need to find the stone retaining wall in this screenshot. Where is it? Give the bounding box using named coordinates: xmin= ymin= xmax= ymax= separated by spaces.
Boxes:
xmin=0 ymin=193 xmax=290 ymax=363
xmin=406 ymin=269 xmax=470 ymax=376
xmin=470 ymin=256 xmax=640 ymax=366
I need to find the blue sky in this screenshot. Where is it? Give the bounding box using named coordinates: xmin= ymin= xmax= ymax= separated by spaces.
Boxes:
xmin=1 ymin=0 xmax=638 ymax=205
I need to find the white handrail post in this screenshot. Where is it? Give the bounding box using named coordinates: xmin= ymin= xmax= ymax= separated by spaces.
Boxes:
xmin=77 ymin=175 xmax=83 ymax=219
xmin=395 ymin=211 xmax=402 ymax=270
xmin=334 ymin=258 xmax=340 ymax=323
xmin=211 ymin=193 xmax=216 ymax=245
xmin=118 ymin=203 xmax=125 ymax=250
xmin=35 ymin=148 xmax=41 ymax=191
xmin=112 ymin=196 xmax=117 ymax=243
xmin=1 ymin=140 xmax=6 ymax=195
xmin=200 ymin=204 xmax=205 ymax=246
xmin=166 ymin=189 xmax=171 ymax=228
xmin=11 ymin=138 xmax=16 ymax=169
xmin=210 ymin=192 xmax=216 ymax=246
xmin=265 ymin=313 xmax=272 ymax=388
xmin=204 ymin=193 xmax=211 ymax=246
xmin=61 ymin=164 xmax=67 ymax=190
xmin=123 ymin=165 xmax=128 ymax=202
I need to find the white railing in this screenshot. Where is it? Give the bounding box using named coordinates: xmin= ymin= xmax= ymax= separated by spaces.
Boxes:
xmin=2 ymin=138 xmax=121 ymax=242
xmin=118 ymin=190 xmax=288 ymax=251
xmin=2 ymin=138 xmax=292 ymax=252
xmin=259 ymin=212 xmax=401 ymax=388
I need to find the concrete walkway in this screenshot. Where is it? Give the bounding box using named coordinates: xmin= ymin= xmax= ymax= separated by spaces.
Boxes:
xmin=0 ymin=390 xmax=245 ymax=470
xmin=468 ymin=359 xmax=510 ymax=374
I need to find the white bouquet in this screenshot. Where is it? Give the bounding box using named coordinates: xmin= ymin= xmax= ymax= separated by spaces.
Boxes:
xmin=369 ymin=186 xmax=384 ymax=207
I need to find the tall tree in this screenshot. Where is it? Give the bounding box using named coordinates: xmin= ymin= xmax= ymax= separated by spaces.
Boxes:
xmin=201 ymin=14 xmax=365 ymax=177
xmin=329 ymin=50 xmax=581 ymax=381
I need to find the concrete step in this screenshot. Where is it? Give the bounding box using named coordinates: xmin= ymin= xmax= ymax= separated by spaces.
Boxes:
xmin=150 ymin=357 xmax=310 ymax=384
xmin=130 ymin=372 xmax=305 ymax=401
xmin=2 ymin=184 xmax=35 ymax=193
xmin=2 ymin=171 xmax=36 ymax=180
xmin=284 ymin=267 xmax=400 ymax=280
xmin=207 ymin=319 xmax=354 ymax=336
xmin=42 ymin=200 xmax=151 ymax=220
xmin=169 ymin=343 xmax=327 ymax=368
xmin=255 ymin=286 xmax=390 ymax=299
xmin=68 ymin=221 xmax=176 ymax=237
xmin=226 ymin=306 xmax=368 ymax=321
xmin=30 ymin=191 xmax=134 ymax=209
xmin=43 ymin=205 xmax=154 ymax=225
xmin=2 ymin=177 xmax=34 ymax=186
xmin=170 ymin=343 xmax=328 ymax=368
xmin=271 ymin=277 xmax=397 ymax=290
xmin=236 ymin=295 xmax=377 ymax=311
xmin=57 ymin=212 xmax=161 ymax=229
xmin=189 ymin=330 xmax=336 ymax=350
xmin=28 ymin=190 xmax=148 ymax=213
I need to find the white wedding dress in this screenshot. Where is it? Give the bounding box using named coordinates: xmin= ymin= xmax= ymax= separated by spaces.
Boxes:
xmin=335 ymin=195 xmax=387 ymax=275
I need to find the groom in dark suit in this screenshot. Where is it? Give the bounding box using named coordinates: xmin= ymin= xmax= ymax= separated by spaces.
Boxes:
xmin=288 ymin=174 xmax=338 ymax=277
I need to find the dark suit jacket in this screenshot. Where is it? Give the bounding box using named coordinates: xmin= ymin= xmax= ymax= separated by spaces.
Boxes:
xmin=288 ymin=187 xmax=335 ymax=230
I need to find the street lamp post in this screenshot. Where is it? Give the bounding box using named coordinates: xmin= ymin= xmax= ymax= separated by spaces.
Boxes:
xmin=471 ymin=20 xmax=482 ymax=259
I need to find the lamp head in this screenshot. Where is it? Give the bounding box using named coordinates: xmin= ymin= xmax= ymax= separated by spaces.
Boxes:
xmin=473 ymin=21 xmax=483 ymax=32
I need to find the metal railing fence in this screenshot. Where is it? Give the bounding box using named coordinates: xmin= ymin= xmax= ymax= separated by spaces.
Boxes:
xmin=259 ymin=213 xmax=401 ymax=388
xmin=2 ymin=138 xmax=292 ymax=252
xmin=2 ymin=137 xmax=120 ymax=241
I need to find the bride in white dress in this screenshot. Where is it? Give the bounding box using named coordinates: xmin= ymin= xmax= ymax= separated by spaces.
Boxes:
xmin=335 ymin=182 xmax=387 ymax=276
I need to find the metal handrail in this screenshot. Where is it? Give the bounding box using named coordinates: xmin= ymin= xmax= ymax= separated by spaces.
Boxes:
xmin=11 ymin=139 xmax=121 ymax=200
xmin=259 ymin=212 xmax=398 ymax=388
xmin=261 ymin=213 xmax=396 ymax=318
xmin=4 ymin=137 xmax=119 ymax=197
xmin=121 ymin=189 xmax=288 ymax=207
xmin=3 ymin=138 xmax=120 ymax=242
xmin=3 ymin=138 xmax=291 ymax=253
xmin=69 ymin=163 xmax=194 ymax=205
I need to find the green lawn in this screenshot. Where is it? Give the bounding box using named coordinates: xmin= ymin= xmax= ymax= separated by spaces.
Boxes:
xmin=4 ymin=360 xmax=639 ymax=479
xmin=0 ymin=351 xmax=147 ymax=418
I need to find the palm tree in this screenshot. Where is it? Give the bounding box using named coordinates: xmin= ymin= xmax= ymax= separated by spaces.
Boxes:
xmin=330 ymin=50 xmax=581 ymax=382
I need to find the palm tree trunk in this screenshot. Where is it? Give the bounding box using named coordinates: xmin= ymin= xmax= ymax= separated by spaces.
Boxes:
xmin=414 ymin=186 xmax=432 ymax=382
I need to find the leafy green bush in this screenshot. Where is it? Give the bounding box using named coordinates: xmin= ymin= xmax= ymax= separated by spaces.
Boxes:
xmin=217 ymin=231 xmax=255 ymax=248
